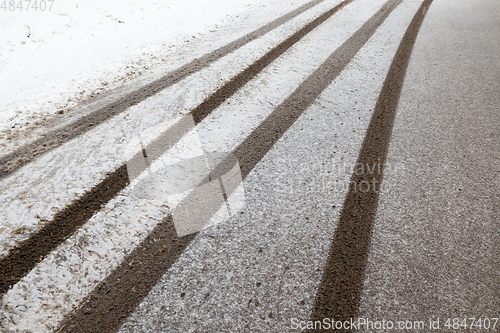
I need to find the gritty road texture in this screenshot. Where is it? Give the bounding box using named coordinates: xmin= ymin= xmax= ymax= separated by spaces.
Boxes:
xmin=357 ymin=0 xmax=500 ymax=328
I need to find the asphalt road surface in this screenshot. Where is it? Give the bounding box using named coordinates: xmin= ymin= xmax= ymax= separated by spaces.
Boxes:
xmin=0 ymin=0 xmax=498 ymax=332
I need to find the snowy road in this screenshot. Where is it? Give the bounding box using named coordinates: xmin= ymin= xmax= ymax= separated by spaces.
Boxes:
xmin=1 ymin=0 xmax=499 ymax=332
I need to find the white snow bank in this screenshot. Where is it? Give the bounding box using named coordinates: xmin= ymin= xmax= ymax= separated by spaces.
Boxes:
xmin=0 ymin=0 xmax=262 ymax=141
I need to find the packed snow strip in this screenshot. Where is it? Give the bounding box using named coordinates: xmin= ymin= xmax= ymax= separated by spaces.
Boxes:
xmin=0 ymin=0 xmax=403 ymax=330
xmin=0 ymin=0 xmax=346 ymax=258
xmin=0 ymin=0 xmax=323 ymax=155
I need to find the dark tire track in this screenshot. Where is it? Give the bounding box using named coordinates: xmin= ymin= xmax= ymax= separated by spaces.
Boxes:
xmin=0 ymin=0 xmax=329 ymax=180
xmin=191 ymin=0 xmax=355 ymax=124
xmin=0 ymin=165 xmax=129 ymax=295
xmin=0 ymin=0 xmax=355 ymax=297
xmin=0 ymin=115 xmax=194 ymax=295
xmin=56 ymin=1 xmax=403 ymax=331
xmin=308 ymin=0 xmax=434 ymax=330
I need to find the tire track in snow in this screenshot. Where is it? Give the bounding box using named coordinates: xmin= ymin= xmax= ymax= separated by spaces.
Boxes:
xmin=57 ymin=0 xmax=405 ymax=330
xmin=309 ymin=0 xmax=434 ymax=328
xmin=0 ymin=0 xmax=355 ymax=297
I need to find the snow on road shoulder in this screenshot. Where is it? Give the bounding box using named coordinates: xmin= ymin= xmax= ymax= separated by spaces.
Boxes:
xmin=0 ymin=0 xmax=307 ymax=151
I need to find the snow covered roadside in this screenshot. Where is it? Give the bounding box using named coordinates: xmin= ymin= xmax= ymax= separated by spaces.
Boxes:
xmin=0 ymin=0 xmax=301 ymax=152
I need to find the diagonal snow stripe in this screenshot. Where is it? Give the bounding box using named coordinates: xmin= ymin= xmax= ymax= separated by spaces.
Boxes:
xmin=0 ymin=0 xmax=356 ymax=296
xmin=57 ymin=0 xmax=405 ymax=330
xmin=0 ymin=0 xmax=331 ymax=180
